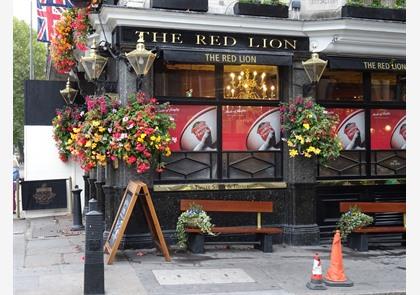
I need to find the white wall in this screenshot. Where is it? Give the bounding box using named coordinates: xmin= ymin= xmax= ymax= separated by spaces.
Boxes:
xmin=23 ymin=125 xmax=85 ymax=216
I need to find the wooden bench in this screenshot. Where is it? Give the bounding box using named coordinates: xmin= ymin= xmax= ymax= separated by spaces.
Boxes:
xmin=339 ymin=202 xmax=406 ymax=252
xmin=180 ymin=199 xmax=282 ymax=253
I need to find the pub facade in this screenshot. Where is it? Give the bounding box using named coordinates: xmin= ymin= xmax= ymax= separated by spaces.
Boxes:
xmin=83 ymin=1 xmax=406 ymax=247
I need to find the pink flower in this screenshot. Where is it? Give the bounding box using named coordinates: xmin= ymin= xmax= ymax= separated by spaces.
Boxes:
xmin=127 ymin=156 xmax=137 ymax=165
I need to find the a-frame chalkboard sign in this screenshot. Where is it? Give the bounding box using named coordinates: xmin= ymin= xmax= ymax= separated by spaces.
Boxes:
xmin=104 ymin=180 xmax=171 ymax=264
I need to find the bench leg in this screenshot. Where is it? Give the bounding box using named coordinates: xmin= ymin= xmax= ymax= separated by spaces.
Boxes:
xmin=187 ymin=234 xmax=205 ymax=254
xmin=255 ymin=234 xmax=273 ymax=253
xmin=348 ymin=233 xmax=368 ymax=252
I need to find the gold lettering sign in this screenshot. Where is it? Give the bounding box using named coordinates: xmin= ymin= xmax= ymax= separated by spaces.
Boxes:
xmin=363 ymin=61 xmax=406 ymax=71
xmin=154 ymin=182 xmax=287 ymax=192
xmin=137 ymin=30 xmax=299 ymax=51
xmin=205 ymin=53 xmax=257 ymax=64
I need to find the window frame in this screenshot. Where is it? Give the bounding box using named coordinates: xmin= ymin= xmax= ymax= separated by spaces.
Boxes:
xmin=316 ymin=70 xmax=406 ymax=180
xmin=154 ymin=61 xmax=289 ymax=184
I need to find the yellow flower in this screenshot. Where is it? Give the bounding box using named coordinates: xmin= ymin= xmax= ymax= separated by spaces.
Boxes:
xmin=305 ymin=137 xmax=312 ymax=143
xmin=93 ymin=134 xmax=102 ymax=143
xmin=98 ymin=126 xmax=106 ymax=133
xmin=150 ymin=135 xmax=156 ymax=141
xmin=92 ymin=120 xmax=100 ymax=127
xmin=156 ymin=136 xmax=161 ymax=143
xmin=137 ymin=137 xmax=144 ymax=143
xmin=124 ymin=143 xmax=131 ymax=151
xmin=304 ymin=152 xmax=312 ymax=158
xmin=303 ymin=123 xmax=310 ymax=130
xmin=289 ymin=149 xmax=298 ymax=157
xmin=70 ymin=133 xmax=77 ymax=140
xmin=307 ymin=146 xmax=316 ymax=152
xmin=92 ymin=143 xmax=97 ymax=149
xmin=141 ymin=133 xmax=147 ymax=139
xmin=67 ymin=138 xmax=73 ymax=145
xmin=96 ymin=154 xmax=106 ymax=162
xmin=85 ymin=140 xmax=92 ymax=147
xmin=287 ymin=140 xmax=294 ymax=147
xmin=314 ymin=148 xmax=321 ymax=155
xmin=73 ymin=127 xmax=80 ymax=133
xmin=164 ymin=147 xmax=171 ymax=157
xmin=295 ymin=135 xmax=303 ymax=141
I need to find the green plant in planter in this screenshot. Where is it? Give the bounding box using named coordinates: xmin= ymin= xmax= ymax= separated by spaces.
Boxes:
xmin=176 ymin=203 xmax=216 ymax=249
xmin=337 ymin=206 xmax=374 ymax=240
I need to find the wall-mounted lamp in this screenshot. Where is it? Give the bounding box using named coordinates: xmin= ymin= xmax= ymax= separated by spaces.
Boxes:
xmin=125 ymin=31 xmax=157 ymax=91
xmin=301 ymin=53 xmax=328 ymax=83
xmin=60 ymin=77 xmax=79 ymax=105
xmin=80 ymin=39 xmax=109 ymax=81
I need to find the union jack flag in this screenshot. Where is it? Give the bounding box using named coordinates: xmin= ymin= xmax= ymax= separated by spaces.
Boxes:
xmin=36 ymin=0 xmax=73 ymax=43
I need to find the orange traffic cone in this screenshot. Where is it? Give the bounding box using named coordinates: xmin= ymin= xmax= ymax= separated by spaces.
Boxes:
xmin=306 ymin=253 xmax=327 ymax=290
xmin=324 ymin=230 xmax=354 ymax=287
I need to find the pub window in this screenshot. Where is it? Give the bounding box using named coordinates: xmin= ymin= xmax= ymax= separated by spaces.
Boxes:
xmin=371 ymin=73 xmax=406 ymax=102
xmin=223 ymin=65 xmax=279 ymax=100
xmin=370 ymin=109 xmax=406 ymax=176
xmin=155 ymin=62 xmax=284 ymax=183
xmin=317 ymin=70 xmax=363 ymax=101
xmin=154 ymin=63 xmax=216 ymax=98
xmin=317 ymin=69 xmax=405 ymax=180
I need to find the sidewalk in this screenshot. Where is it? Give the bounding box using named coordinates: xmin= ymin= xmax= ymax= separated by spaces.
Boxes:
xmin=14 ymin=215 xmax=406 ymax=295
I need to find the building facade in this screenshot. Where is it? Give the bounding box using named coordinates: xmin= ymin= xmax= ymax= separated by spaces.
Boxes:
xmin=81 ymin=0 xmax=406 ymax=247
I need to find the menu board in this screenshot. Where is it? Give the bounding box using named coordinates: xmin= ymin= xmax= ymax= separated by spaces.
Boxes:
xmin=104 ymin=180 xmax=171 ymax=264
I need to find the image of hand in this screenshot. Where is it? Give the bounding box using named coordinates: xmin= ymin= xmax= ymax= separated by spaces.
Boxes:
xmin=344 ymin=123 xmax=364 ymax=150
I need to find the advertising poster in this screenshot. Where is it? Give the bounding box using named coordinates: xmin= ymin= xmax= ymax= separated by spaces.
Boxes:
xmin=326 ymin=108 xmax=366 ymax=150
xmin=222 ymin=106 xmax=281 ymax=151
xmin=165 ymin=105 xmax=217 ymax=151
xmin=371 ymin=109 xmax=406 ymax=150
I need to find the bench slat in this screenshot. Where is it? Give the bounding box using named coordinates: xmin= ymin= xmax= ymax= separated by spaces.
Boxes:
xmin=180 ymin=199 xmax=273 ymax=213
xmin=353 ymin=226 xmax=406 ymax=233
xmin=339 ymin=202 xmax=406 ymax=213
xmin=185 ymin=226 xmax=282 ymax=234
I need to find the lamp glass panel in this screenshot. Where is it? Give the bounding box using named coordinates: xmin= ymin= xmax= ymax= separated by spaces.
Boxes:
xmin=81 ymin=57 xmax=108 ymax=80
xmin=126 ymin=51 xmax=156 ymax=76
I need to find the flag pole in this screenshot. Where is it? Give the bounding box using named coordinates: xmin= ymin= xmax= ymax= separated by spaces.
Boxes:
xmin=29 ymin=0 xmax=34 ymax=80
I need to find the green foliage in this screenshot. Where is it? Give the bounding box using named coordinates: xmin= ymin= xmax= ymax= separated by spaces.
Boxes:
xmin=346 ymin=0 xmax=365 ymax=6
xmin=176 ymin=203 xmax=216 ymax=249
xmin=13 ymin=17 xmax=47 ymax=158
xmin=394 ymin=0 xmax=405 ymax=9
xmin=337 ymin=206 xmax=374 ymax=240
xmin=280 ymin=97 xmax=343 ymax=165
xmin=346 ymin=0 xmax=405 ymax=9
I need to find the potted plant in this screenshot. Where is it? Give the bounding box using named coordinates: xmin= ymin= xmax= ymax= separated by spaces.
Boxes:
xmin=337 ymin=206 xmax=374 ymax=241
xmin=151 ymin=0 xmax=208 ymax=12
xmin=341 ymin=0 xmax=405 ymax=22
xmin=279 ymin=97 xmax=343 ymax=165
xmin=176 ymin=203 xmax=215 ymax=250
xmin=234 ymin=0 xmax=289 ymax=18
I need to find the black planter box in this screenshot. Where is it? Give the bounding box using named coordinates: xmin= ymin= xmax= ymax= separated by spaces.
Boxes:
xmin=233 ymin=2 xmax=289 ymax=18
xmin=341 ymin=5 xmax=405 ymax=22
xmin=151 ymin=0 xmax=208 ymax=12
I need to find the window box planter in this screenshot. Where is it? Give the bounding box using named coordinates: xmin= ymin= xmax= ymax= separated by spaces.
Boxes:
xmin=341 ymin=5 xmax=405 ymax=22
xmin=233 ymin=2 xmax=289 ymax=18
xmin=151 ymin=0 xmax=208 ymax=12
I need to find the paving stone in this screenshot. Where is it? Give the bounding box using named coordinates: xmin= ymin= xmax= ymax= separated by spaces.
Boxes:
xmin=152 ymin=268 xmax=255 ymax=285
